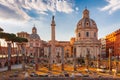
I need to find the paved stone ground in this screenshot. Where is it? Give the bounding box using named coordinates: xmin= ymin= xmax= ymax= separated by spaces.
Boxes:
xmin=0 ymin=64 xmax=22 ymax=72
xmin=1 ymin=65 xmax=120 ymax=80
xmin=1 ymin=77 xmax=120 ymax=80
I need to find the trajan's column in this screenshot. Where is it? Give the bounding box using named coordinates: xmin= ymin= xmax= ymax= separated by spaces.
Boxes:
xmin=51 ymin=16 xmax=56 ymax=63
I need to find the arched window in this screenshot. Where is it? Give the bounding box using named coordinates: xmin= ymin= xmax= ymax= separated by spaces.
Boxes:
xmin=78 ymin=33 xmax=81 ymax=37
xmin=86 ymin=32 xmax=89 ymax=37
xmin=86 ymin=22 xmax=89 ymax=25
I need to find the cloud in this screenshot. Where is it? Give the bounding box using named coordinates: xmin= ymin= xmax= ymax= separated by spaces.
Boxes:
xmin=0 ymin=0 xmax=74 ymax=21
xmin=0 ymin=0 xmax=30 ymax=21
xmin=100 ymin=0 xmax=120 ymax=14
xmin=56 ymin=0 xmax=73 ymax=13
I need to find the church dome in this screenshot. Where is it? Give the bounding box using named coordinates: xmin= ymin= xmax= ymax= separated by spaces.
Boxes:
xmin=29 ymin=26 xmax=41 ymax=40
xmin=77 ymin=18 xmax=97 ymax=28
xmin=29 ymin=34 xmax=40 ymax=40
xmin=76 ymin=9 xmax=97 ymax=32
xmin=75 ymin=9 xmax=98 ymax=42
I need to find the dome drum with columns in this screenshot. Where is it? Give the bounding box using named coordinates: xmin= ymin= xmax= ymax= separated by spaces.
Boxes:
xmin=74 ymin=9 xmax=101 ymax=58
xmin=29 ymin=26 xmax=40 ymax=40
xmin=75 ymin=9 xmax=98 ymax=41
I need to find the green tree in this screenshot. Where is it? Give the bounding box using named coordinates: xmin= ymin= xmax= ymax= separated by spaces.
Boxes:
xmin=0 ymin=32 xmax=28 ymax=71
xmin=3 ymin=33 xmax=13 ymax=70
xmin=0 ymin=27 xmax=3 ymax=32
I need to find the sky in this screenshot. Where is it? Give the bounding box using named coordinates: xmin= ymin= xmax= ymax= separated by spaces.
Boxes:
xmin=0 ymin=0 xmax=120 ymax=42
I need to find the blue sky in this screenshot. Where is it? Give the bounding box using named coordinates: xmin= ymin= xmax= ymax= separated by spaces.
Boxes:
xmin=0 ymin=0 xmax=120 ymax=41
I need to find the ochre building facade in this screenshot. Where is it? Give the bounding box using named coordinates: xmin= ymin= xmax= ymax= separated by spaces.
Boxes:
xmin=106 ymin=29 xmax=120 ymax=58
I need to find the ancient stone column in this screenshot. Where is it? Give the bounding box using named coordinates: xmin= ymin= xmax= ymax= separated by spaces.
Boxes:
xmin=48 ymin=46 xmax=51 ymax=71
xmin=7 ymin=42 xmax=11 ymax=71
xmin=61 ymin=46 xmax=64 ymax=71
xmin=35 ymin=47 xmax=38 ymax=71
xmin=73 ymin=47 xmax=77 ymax=71
xmin=21 ymin=43 xmax=25 ymax=71
xmin=109 ymin=48 xmax=112 ymax=74
xmin=97 ymin=54 xmax=100 ymax=69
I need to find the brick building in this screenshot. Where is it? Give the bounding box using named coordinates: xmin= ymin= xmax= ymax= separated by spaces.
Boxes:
xmin=106 ymin=29 xmax=120 ymax=58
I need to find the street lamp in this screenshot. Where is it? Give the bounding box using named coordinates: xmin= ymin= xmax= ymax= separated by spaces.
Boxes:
xmin=109 ymin=48 xmax=112 ymax=74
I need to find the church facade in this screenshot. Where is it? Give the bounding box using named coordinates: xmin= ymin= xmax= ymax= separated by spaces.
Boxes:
xmin=17 ymin=26 xmax=46 ymax=63
xmin=74 ymin=9 xmax=101 ymax=58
